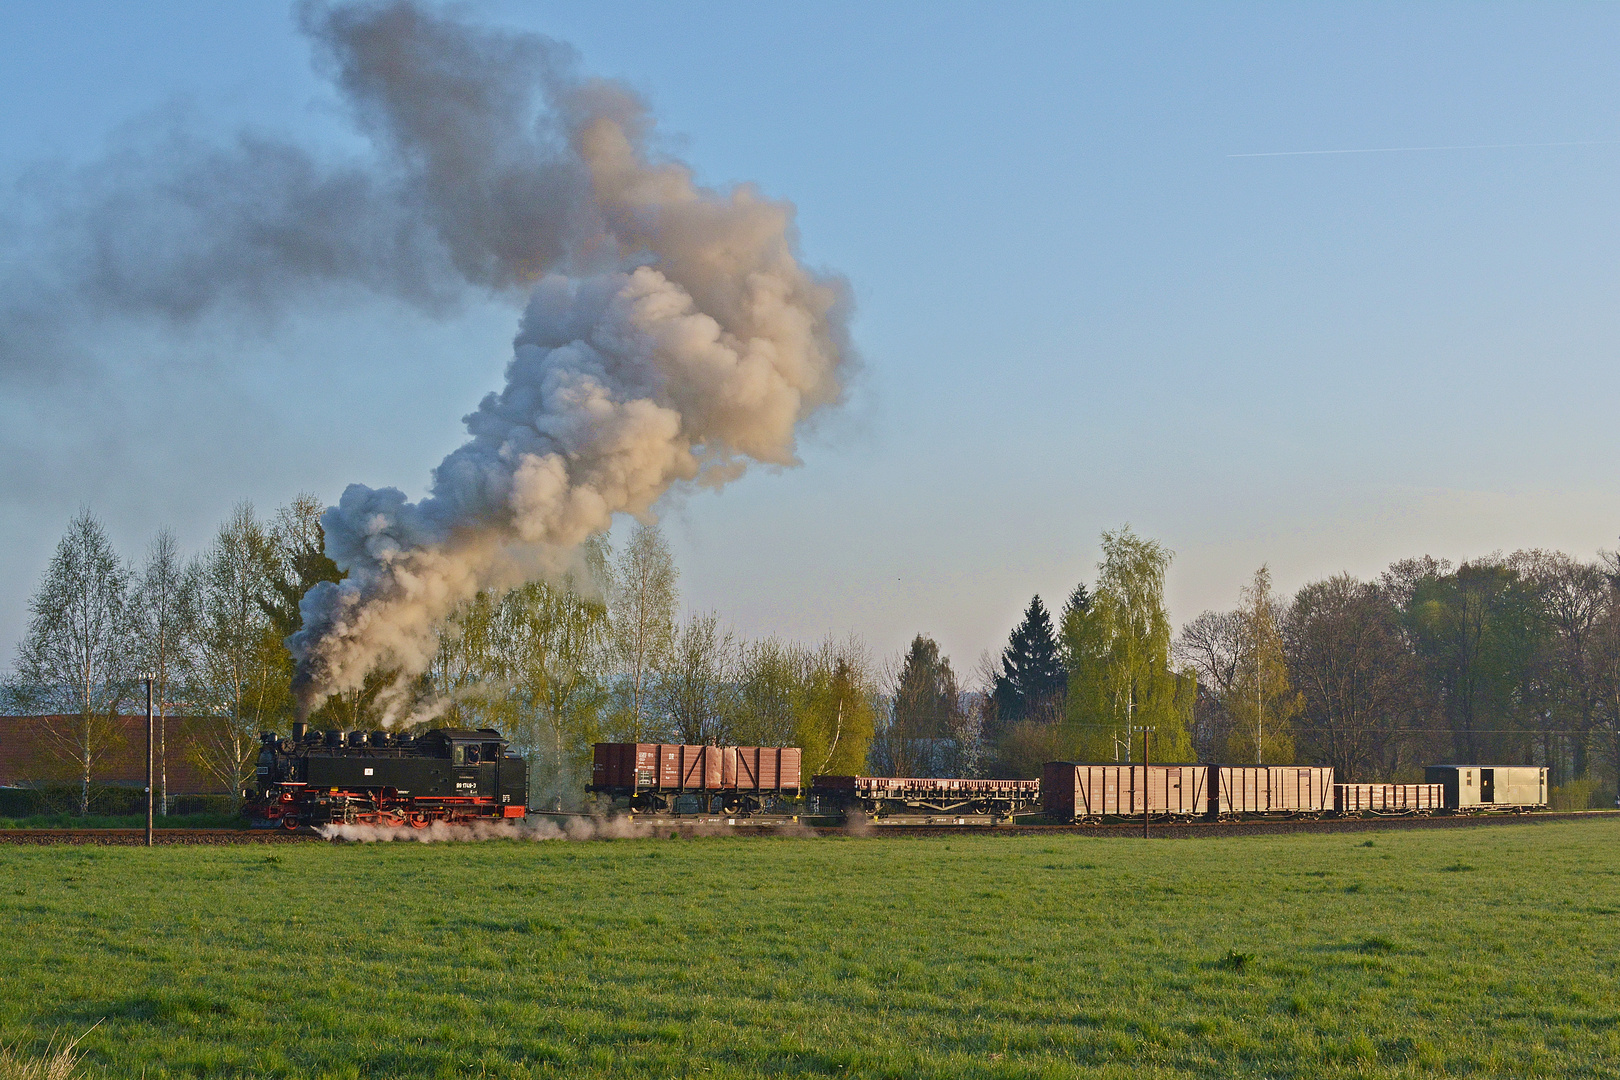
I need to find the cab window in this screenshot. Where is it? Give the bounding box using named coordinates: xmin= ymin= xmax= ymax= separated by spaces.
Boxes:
xmin=452 ymin=745 xmax=465 ymax=766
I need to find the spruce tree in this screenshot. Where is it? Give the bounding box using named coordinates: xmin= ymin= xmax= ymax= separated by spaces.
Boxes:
xmin=994 ymin=595 xmax=1067 ymax=724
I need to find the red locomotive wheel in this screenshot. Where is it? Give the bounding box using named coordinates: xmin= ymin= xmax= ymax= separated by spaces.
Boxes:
xmin=279 ymin=814 xmax=300 ymax=831
xmin=408 ymin=812 xmax=431 ymax=829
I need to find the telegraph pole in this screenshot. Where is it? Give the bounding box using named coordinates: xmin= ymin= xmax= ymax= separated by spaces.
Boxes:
xmin=1142 ymin=725 xmax=1156 ymax=839
xmin=144 ymin=676 xmax=154 ymax=847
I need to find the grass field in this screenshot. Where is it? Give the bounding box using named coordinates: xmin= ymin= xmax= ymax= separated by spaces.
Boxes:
xmin=1 ymin=821 xmax=1617 ymax=1079
xmin=0 ymin=813 xmax=244 ymax=830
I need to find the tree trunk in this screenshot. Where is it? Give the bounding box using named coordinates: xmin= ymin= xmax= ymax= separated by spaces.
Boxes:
xmin=80 ymin=716 xmax=91 ymax=816
xmin=159 ymin=709 xmax=168 ymax=816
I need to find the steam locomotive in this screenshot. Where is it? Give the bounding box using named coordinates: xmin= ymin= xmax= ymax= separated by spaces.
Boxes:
xmin=248 ymin=722 xmax=528 ymax=830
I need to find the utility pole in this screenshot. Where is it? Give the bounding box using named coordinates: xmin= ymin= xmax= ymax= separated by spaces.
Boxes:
xmin=1142 ymin=725 xmax=1155 ymax=839
xmin=144 ymin=675 xmax=154 ymax=848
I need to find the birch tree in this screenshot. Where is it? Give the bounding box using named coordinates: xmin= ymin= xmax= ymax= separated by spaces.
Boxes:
xmin=188 ymin=503 xmax=290 ymax=794
xmin=7 ymin=510 xmax=135 ymax=812
xmin=1226 ymin=565 xmax=1300 ymax=763
xmin=798 ymin=635 xmax=878 ymax=777
xmin=729 ymin=636 xmax=807 ymax=748
xmin=132 ymin=529 xmax=195 ymax=814
xmin=609 ymin=522 xmax=678 ymax=740
xmin=1066 ymin=526 xmax=1195 ymax=763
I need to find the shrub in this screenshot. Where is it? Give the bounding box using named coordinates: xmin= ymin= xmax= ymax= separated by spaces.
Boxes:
xmin=1550 ymin=778 xmax=1605 ymax=811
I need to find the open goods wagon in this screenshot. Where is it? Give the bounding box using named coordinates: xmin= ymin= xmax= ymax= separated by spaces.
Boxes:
xmin=1042 ymin=763 xmax=1209 ymax=822
xmin=589 ymin=743 xmax=801 ymax=816
xmin=1333 ymin=782 xmax=1444 ymax=815
xmin=1209 ymin=765 xmax=1335 ymax=817
xmin=248 ymin=724 xmax=527 ymax=830
xmin=810 ymin=775 xmax=1041 ymax=821
xmin=1425 ymin=766 xmax=1547 ymax=811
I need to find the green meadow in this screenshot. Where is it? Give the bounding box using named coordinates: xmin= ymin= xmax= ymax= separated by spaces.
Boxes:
xmin=1 ymin=820 xmax=1617 ymax=1079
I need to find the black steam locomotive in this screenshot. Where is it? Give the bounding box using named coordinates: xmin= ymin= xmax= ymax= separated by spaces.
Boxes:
xmin=248 ymin=722 xmax=528 ymax=830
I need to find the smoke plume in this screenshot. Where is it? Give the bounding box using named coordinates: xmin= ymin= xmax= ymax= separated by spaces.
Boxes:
xmin=279 ymin=2 xmax=853 ymax=709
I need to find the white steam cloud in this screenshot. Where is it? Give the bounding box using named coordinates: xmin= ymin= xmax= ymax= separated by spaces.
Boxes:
xmin=285 ymin=2 xmax=853 ymax=708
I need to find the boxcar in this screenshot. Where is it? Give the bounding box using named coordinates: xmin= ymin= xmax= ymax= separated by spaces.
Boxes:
xmin=810 ymin=775 xmax=1041 ymax=820
xmin=1424 ymin=765 xmax=1548 ymax=810
xmin=1333 ymin=782 xmax=1444 ymax=815
xmin=1209 ymin=765 xmax=1335 ymax=817
xmin=1042 ymin=763 xmax=1208 ymax=822
xmin=588 ymin=743 xmax=801 ymax=816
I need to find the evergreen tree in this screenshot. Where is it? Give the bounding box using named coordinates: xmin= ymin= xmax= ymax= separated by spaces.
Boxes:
xmin=994 ymin=596 xmax=1067 ymax=724
xmin=882 ymin=635 xmax=964 ymax=776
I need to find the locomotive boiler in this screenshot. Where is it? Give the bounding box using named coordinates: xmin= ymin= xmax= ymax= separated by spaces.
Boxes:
xmin=248 ymin=723 xmax=528 ymax=830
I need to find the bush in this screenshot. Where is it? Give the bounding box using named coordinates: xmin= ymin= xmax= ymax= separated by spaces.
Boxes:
xmin=0 ymin=786 xmax=236 ymax=817
xmin=1550 ymin=777 xmax=1606 ymax=811
xmin=169 ymin=794 xmax=240 ymax=816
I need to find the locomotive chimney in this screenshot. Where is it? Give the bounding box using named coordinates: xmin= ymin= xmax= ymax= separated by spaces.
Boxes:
xmin=292 ymin=721 xmax=308 ymax=742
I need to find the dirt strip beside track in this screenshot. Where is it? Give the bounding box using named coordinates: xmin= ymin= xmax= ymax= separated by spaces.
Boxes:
xmin=0 ymin=828 xmax=319 ymax=845
xmin=0 ymin=810 xmax=1615 ymax=843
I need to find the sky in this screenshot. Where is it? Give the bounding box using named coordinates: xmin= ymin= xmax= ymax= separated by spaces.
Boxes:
xmin=2 ymin=1 xmax=1618 ymax=679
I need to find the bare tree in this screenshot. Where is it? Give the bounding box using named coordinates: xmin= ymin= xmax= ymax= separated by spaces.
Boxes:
xmin=1511 ymin=550 xmax=1609 ymax=780
xmin=729 ymin=636 xmax=806 ymax=747
xmin=188 ymin=503 xmax=289 ymax=794
xmin=1284 ymin=574 xmax=1416 ymax=780
xmin=7 ymin=510 xmax=135 ymax=812
xmin=132 ymin=529 xmax=195 ymax=815
xmin=1174 ymin=609 xmax=1245 ymax=758
xmin=609 ymin=522 xmax=679 ymax=740
xmin=656 ymin=612 xmax=737 ymax=744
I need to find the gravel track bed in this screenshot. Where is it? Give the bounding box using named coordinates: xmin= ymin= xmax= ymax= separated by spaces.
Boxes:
xmin=2 ymin=810 xmax=1614 ymax=843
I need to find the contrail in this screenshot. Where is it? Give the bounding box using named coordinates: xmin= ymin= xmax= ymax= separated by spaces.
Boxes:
xmin=1229 ymin=138 xmax=1617 ymax=159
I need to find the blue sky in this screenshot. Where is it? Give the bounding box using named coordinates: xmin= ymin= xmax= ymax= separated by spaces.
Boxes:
xmin=2 ymin=1 xmax=1618 ymax=676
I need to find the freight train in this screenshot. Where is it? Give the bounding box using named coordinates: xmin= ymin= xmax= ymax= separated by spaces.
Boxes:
xmin=248 ymin=727 xmax=1551 ymax=830
xmin=248 ymin=723 xmax=528 ymax=830
xmin=587 ymin=744 xmax=1549 ymax=822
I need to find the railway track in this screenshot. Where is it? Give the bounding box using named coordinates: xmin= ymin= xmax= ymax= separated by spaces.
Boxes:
xmin=0 ymin=809 xmax=1615 ymax=843
xmin=830 ymin=809 xmax=1620 ymax=839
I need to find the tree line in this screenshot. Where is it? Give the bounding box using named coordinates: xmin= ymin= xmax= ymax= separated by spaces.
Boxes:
xmin=919 ymin=536 xmax=1620 ymax=807
xmin=10 ymin=506 xmax=1620 ymax=812
xmin=2 ymin=504 xmax=879 ymax=810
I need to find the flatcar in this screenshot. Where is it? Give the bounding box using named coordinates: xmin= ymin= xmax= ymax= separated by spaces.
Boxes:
xmin=588 ymin=742 xmax=801 ymax=816
xmin=811 ymin=775 xmax=1041 ymax=821
xmin=1333 ymin=783 xmax=1444 ymax=816
xmin=248 ymin=723 xmax=528 ymax=830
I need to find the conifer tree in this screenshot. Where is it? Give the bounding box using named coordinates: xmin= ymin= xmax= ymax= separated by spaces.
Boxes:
xmin=994 ymin=596 xmax=1066 ymax=724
